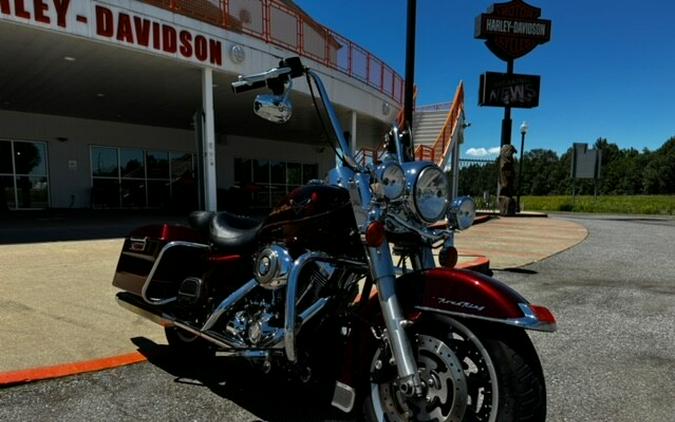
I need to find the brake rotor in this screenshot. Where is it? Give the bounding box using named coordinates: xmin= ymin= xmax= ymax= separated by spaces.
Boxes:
xmin=376 ymin=334 xmax=468 ymax=422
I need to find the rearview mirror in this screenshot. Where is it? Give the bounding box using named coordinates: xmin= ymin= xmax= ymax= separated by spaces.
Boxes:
xmin=254 ymin=94 xmax=293 ymax=124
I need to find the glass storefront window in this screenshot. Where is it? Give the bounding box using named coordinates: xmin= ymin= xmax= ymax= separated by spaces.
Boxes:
xmin=0 ymin=141 xmax=13 ymax=174
xmin=14 ymin=142 xmax=47 ymax=176
xmin=148 ymin=180 xmax=170 ymax=208
xmin=147 ymin=151 xmax=169 ymax=179
xmin=271 ymin=161 xmax=285 ymax=184
xmin=91 ymin=147 xmax=194 ymax=209
xmin=91 ymin=147 xmax=118 ymax=177
xmin=91 ymin=179 xmax=119 ymax=208
xmin=171 ymin=152 xmax=194 ymax=180
xmin=16 ymin=176 xmax=49 ymax=209
xmin=1 ymin=140 xmax=49 ymax=209
xmin=121 ymin=179 xmax=146 ymax=208
xmin=253 ymin=159 xmax=269 ymax=184
xmin=120 ymin=149 xmax=145 ymax=179
xmin=234 ymin=157 xmax=320 ymax=208
xmin=303 ymin=164 xmax=319 ymax=183
xmin=287 ymin=162 xmax=302 ymax=186
xmin=234 ymin=158 xmax=252 ymax=185
xmin=270 ymin=184 xmax=286 ymax=206
xmin=1 ymin=175 xmax=15 ymax=210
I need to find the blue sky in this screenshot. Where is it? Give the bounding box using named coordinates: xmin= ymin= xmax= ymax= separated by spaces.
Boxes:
xmin=294 ymin=0 xmax=675 ymax=157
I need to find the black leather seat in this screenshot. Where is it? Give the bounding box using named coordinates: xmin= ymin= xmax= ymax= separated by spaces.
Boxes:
xmin=188 ymin=210 xmax=261 ymax=253
xmin=188 ymin=211 xmax=215 ymax=233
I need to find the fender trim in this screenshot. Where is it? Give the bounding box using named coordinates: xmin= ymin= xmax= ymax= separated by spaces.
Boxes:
xmin=414 ymin=303 xmax=556 ymax=332
xmin=397 ymin=268 xmax=556 ymax=332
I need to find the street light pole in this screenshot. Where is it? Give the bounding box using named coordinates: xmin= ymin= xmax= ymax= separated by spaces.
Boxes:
xmin=517 ymin=121 xmax=528 ymax=212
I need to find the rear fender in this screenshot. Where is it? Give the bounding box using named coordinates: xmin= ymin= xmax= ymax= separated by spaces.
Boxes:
xmin=397 ymin=268 xmax=557 ymax=332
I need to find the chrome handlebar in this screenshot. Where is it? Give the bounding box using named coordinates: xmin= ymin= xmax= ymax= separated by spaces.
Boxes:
xmin=231 ymin=66 xmax=292 ymax=94
xmin=306 ymin=69 xmax=364 ymax=172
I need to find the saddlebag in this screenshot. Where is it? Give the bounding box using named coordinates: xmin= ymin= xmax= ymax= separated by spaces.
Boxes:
xmin=112 ymin=224 xmax=208 ymax=301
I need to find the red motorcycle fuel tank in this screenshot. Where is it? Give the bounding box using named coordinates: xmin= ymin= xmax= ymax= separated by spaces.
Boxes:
xmin=258 ymin=183 xmax=363 ymax=259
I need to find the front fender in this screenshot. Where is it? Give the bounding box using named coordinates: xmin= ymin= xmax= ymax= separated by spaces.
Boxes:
xmin=397 ymin=268 xmax=556 ymax=332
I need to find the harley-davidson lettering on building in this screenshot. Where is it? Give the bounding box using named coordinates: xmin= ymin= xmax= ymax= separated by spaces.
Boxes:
xmin=0 ymin=0 xmax=71 ymax=27
xmin=0 ymin=0 xmax=223 ymax=67
xmin=94 ymin=6 xmax=223 ymax=66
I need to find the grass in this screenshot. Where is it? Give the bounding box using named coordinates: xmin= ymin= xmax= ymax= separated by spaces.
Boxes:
xmin=520 ymin=195 xmax=675 ymax=215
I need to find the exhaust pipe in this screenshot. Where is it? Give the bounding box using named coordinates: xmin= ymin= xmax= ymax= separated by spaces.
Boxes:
xmin=116 ymin=294 xmax=247 ymax=349
xmin=116 ymin=292 xmax=330 ymax=353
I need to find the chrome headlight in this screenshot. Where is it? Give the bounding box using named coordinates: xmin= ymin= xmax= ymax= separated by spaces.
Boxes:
xmin=413 ymin=165 xmax=450 ymax=224
xmin=254 ymin=245 xmax=293 ymax=289
xmin=374 ymin=162 xmax=405 ymax=200
xmin=448 ymin=196 xmax=475 ymax=230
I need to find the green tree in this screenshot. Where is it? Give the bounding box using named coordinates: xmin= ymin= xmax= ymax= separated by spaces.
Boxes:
xmin=642 ymin=137 xmax=675 ymax=194
xmin=520 ymin=149 xmax=560 ymax=195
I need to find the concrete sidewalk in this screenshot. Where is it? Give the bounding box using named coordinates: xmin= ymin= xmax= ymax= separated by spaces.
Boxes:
xmin=0 ymin=214 xmax=587 ymax=382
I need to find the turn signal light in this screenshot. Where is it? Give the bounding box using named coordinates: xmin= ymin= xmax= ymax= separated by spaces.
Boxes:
xmin=530 ymin=305 xmax=556 ymax=325
xmin=438 ymin=246 xmax=459 ymax=268
xmin=365 ymin=221 xmax=386 ymax=247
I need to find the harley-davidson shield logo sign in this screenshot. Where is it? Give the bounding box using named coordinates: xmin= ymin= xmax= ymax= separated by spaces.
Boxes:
xmin=475 ymin=0 xmax=551 ymax=61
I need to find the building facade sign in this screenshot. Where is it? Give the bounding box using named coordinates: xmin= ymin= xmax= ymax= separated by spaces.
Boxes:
xmin=475 ymin=0 xmax=551 ymax=61
xmin=0 ymin=0 xmax=223 ymax=67
xmin=479 ymin=72 xmax=540 ymax=108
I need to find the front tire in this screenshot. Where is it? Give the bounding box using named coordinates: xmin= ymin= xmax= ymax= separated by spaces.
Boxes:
xmin=364 ymin=315 xmax=546 ymax=422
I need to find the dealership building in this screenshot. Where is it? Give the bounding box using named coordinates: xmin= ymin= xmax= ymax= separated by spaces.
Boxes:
xmin=0 ymin=0 xmax=406 ymax=212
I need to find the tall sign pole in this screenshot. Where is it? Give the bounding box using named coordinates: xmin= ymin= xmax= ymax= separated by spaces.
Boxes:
xmin=402 ymin=0 xmax=417 ymax=161
xmin=502 ymin=59 xmax=514 ymax=147
xmin=475 ymin=0 xmax=551 ymax=215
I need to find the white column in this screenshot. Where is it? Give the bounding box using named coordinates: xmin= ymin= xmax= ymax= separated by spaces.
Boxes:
xmin=350 ymin=110 xmax=358 ymax=153
xmin=202 ymin=68 xmax=217 ymax=211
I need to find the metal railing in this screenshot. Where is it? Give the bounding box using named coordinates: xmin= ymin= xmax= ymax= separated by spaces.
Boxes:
xmin=414 ymin=144 xmax=434 ymax=161
xmin=354 ymin=146 xmax=381 ymax=166
xmin=140 ymin=0 xmax=404 ymax=104
xmin=416 ymin=102 xmax=452 ymax=112
xmin=427 ymin=82 xmax=464 ymax=166
xmin=412 ymin=83 xmax=464 ymax=166
xmin=456 ymin=158 xmax=499 ymax=211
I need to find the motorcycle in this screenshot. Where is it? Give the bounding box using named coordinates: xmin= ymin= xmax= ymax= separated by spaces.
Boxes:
xmin=113 ymin=57 xmax=556 ymax=421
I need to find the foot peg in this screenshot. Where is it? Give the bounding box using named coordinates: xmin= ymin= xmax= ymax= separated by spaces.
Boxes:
xmin=331 ymin=381 xmax=356 ymax=413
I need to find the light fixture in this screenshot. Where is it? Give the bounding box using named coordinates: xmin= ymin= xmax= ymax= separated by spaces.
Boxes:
xmin=64 ymin=56 xmax=76 ymax=62
xmin=96 ymin=93 xmax=105 ymax=98
xmin=230 ymin=45 xmax=246 ymax=64
xmin=520 ymin=121 xmax=528 ymax=135
xmin=382 ymin=102 xmax=391 ymax=116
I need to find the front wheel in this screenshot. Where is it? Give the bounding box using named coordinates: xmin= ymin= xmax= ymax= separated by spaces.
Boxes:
xmin=364 ymin=315 xmax=546 ymax=422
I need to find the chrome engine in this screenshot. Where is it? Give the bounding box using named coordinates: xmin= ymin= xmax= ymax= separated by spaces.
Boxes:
xmin=225 ymin=297 xmax=282 ymax=347
xmin=221 ymin=245 xmax=347 ymax=349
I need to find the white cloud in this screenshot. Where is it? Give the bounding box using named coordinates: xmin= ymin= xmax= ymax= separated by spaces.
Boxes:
xmin=465 ymin=147 xmax=500 ymax=157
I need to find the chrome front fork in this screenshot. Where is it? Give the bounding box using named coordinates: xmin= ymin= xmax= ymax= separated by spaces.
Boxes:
xmin=368 ymin=242 xmax=424 ymax=396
